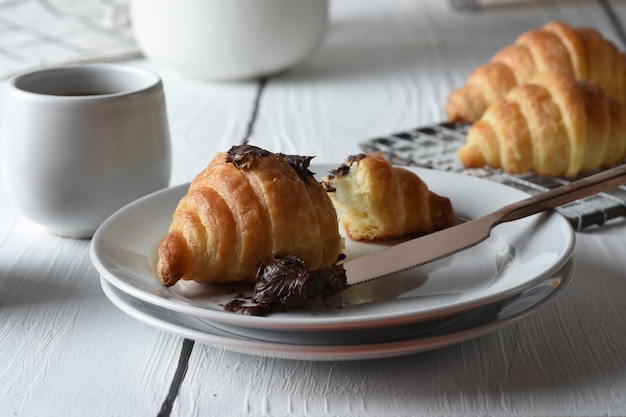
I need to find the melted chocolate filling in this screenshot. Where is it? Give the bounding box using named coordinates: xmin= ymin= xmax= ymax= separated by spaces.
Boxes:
xmin=225 ymin=144 xmax=316 ymax=181
xmin=223 ymin=254 xmax=348 ymax=316
xmin=253 ymin=254 xmax=348 ymax=307
xmin=322 ymin=153 xmax=367 ymax=192
xmin=282 ymin=154 xmax=315 ymax=181
xmin=225 ymin=144 xmax=271 ymax=168
xmin=347 ymin=153 xmax=367 ymax=164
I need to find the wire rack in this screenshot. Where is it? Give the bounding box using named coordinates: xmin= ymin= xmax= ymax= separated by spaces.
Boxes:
xmin=360 ymin=122 xmax=626 ymax=231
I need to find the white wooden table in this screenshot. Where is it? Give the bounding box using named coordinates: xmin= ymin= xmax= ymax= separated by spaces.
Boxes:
xmin=2 ymin=1 xmax=626 ymax=416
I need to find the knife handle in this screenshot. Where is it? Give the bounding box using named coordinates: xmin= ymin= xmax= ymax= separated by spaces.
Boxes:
xmin=496 ymin=163 xmax=626 ymax=225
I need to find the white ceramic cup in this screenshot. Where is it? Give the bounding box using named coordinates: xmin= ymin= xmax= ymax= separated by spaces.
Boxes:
xmin=129 ymin=0 xmax=329 ymax=80
xmin=0 ymin=64 xmax=172 ymax=238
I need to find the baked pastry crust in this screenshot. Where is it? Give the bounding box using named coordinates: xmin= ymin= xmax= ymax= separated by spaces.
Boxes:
xmin=457 ymin=72 xmax=626 ymax=177
xmin=322 ymin=153 xmax=455 ymax=241
xmin=446 ymin=21 xmax=626 ymax=123
xmin=157 ymin=145 xmax=343 ymax=286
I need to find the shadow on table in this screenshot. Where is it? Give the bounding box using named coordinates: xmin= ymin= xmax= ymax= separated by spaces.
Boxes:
xmin=0 ymin=270 xmax=96 ymax=309
xmin=348 ymin=251 xmax=626 ymax=399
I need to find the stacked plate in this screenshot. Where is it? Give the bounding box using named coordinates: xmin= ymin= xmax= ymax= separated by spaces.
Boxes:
xmin=90 ymin=166 xmax=576 ymax=361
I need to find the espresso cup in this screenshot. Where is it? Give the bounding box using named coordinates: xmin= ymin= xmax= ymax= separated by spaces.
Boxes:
xmin=0 ymin=64 xmax=172 ymax=238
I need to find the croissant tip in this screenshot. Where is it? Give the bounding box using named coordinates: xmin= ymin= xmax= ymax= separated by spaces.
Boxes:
xmin=156 ymin=231 xmax=190 ymax=287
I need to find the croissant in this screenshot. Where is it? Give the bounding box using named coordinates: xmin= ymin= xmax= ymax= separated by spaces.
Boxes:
xmin=446 ymin=21 xmax=626 ymax=123
xmin=322 ymin=153 xmax=455 ymax=241
xmin=457 ymin=72 xmax=626 ymax=177
xmin=157 ymin=145 xmax=343 ymax=286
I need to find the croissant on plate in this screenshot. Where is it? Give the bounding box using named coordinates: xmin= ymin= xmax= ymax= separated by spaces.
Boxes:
xmin=457 ymin=72 xmax=626 ymax=177
xmin=322 ymin=153 xmax=455 ymax=241
xmin=446 ymin=21 xmax=626 ymax=123
xmin=157 ymin=145 xmax=343 ymax=286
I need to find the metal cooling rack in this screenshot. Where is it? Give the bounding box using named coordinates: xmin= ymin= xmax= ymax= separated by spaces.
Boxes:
xmin=360 ymin=122 xmax=626 ymax=231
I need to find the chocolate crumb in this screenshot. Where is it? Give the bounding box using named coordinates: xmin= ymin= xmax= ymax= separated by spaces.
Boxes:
xmin=322 ymin=182 xmax=336 ymax=192
xmin=223 ymin=299 xmax=270 ymax=316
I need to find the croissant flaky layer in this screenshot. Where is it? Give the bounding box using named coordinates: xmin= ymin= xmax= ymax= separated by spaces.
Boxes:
xmin=457 ymin=72 xmax=626 ymax=177
xmin=157 ymin=145 xmax=343 ymax=286
xmin=322 ymin=153 xmax=455 ymax=241
xmin=446 ymin=21 xmax=626 ymax=123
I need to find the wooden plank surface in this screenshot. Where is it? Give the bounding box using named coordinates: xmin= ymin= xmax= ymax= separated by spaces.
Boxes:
xmin=1 ymin=0 xmax=626 ymax=416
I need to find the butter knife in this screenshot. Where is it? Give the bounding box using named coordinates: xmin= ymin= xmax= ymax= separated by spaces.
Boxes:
xmin=343 ymin=163 xmax=626 ymax=285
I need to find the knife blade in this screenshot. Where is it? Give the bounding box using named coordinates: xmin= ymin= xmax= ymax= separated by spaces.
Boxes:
xmin=343 ymin=163 xmax=626 ymax=286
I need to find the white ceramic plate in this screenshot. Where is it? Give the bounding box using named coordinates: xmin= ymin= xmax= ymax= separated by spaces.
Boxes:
xmin=100 ymin=260 xmax=573 ymax=361
xmin=91 ymin=166 xmax=575 ymax=336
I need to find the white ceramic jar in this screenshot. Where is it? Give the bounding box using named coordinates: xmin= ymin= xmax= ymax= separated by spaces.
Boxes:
xmin=129 ymin=0 xmax=329 ymax=80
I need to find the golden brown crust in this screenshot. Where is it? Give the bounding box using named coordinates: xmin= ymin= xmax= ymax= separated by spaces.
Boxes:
xmin=491 ymin=45 xmax=536 ymax=85
xmin=446 ymin=22 xmax=626 ymax=123
xmin=543 ymin=21 xmax=587 ymax=79
xmin=445 ymin=62 xmax=517 ymax=124
xmin=457 ymin=72 xmax=626 ymax=177
xmin=323 ymin=153 xmax=455 ymax=241
xmin=157 ymin=148 xmax=343 ymax=286
xmin=605 ymin=92 xmax=626 ymax=166
xmin=157 ymin=230 xmax=191 ymax=287
xmin=515 ymin=29 xmax=575 ymax=75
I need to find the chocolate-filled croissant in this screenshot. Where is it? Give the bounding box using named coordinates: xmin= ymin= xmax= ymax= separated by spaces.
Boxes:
xmin=457 ymin=72 xmax=626 ymax=177
xmin=446 ymin=21 xmax=626 ymax=123
xmin=322 ymin=153 xmax=455 ymax=241
xmin=157 ymin=145 xmax=343 ymax=286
